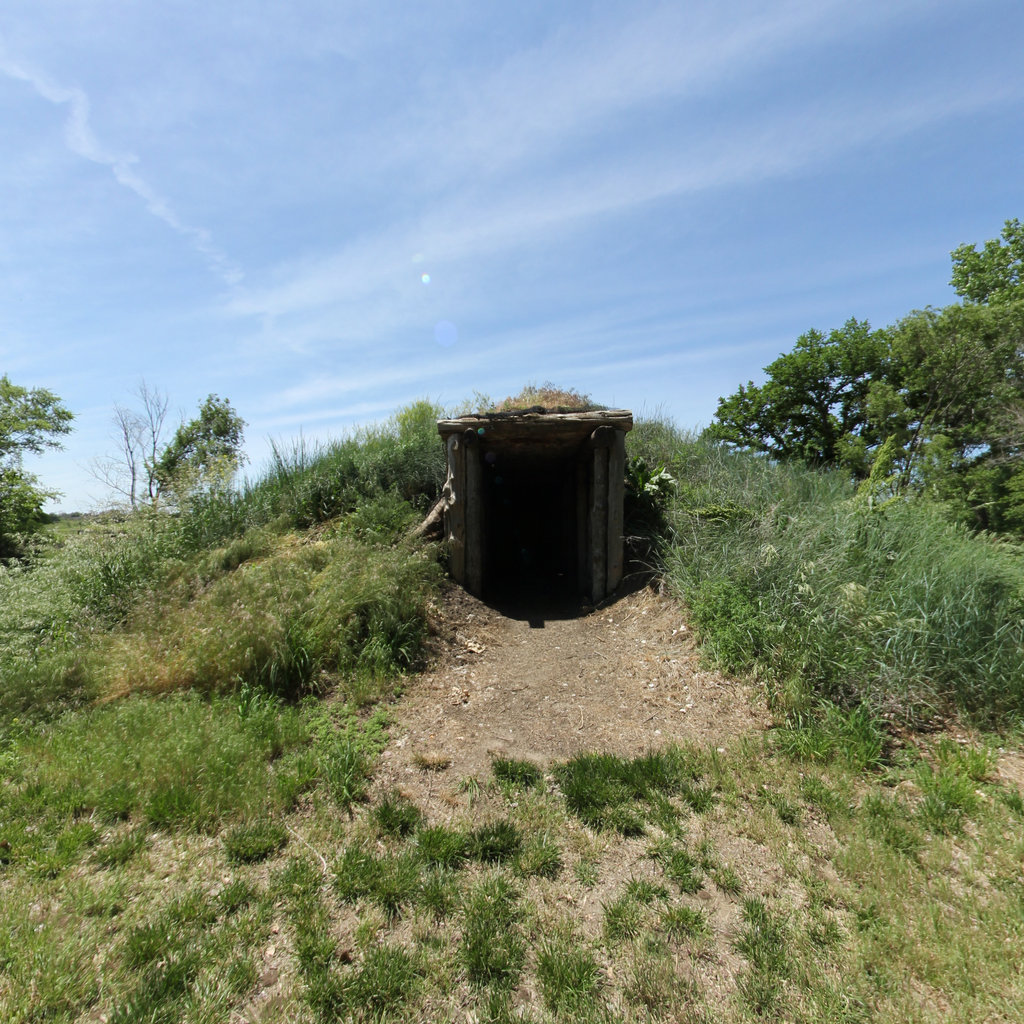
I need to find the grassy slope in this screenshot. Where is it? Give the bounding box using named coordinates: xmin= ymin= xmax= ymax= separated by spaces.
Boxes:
xmin=1 ymin=407 xmax=1023 ymax=1023
xmin=629 ymin=419 xmax=1024 ymax=727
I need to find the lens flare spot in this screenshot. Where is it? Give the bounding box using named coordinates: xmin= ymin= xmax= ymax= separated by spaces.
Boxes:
xmin=421 ymin=273 xmax=431 ymax=285
xmin=434 ymin=320 xmax=457 ymax=347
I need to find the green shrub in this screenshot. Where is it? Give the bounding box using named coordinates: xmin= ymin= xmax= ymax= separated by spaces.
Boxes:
xmin=0 ymin=400 xmax=447 ymax=722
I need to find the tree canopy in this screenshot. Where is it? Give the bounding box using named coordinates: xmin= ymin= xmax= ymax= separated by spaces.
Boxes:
xmin=950 ymin=218 xmax=1024 ymax=305
xmin=707 ymin=221 xmax=1024 ymax=533
xmin=154 ymin=394 xmax=246 ymax=499
xmin=703 ymin=319 xmax=890 ymax=476
xmin=0 ymin=375 xmax=74 ymax=554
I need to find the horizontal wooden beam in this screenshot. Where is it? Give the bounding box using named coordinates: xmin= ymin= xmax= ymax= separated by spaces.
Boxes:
xmin=438 ymin=410 xmax=633 ymax=447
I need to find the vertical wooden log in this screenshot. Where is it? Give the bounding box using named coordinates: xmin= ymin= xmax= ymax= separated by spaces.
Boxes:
xmin=590 ymin=444 xmax=608 ymax=604
xmin=576 ymin=455 xmax=589 ymax=600
xmin=463 ymin=428 xmax=484 ymax=596
xmin=445 ymin=434 xmax=466 ymax=585
xmin=606 ymin=429 xmax=626 ymax=594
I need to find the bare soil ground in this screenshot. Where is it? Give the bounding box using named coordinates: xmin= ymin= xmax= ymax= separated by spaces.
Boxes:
xmin=358 ymin=583 xmax=780 ymax=1018
xmin=376 ymin=581 xmax=770 ymax=806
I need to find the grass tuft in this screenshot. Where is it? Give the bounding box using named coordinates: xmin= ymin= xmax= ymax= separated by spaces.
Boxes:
xmin=491 ymin=755 xmax=544 ymax=792
xmin=468 ymin=820 xmax=522 ymax=864
xmin=555 ymin=745 xmax=709 ymax=835
xmin=535 ymin=936 xmax=603 ymax=1016
xmin=514 ymin=833 xmax=562 ymax=879
xmin=603 ymin=894 xmax=646 ymax=944
xmin=734 ymin=897 xmax=791 ymax=1016
xmin=371 ymin=789 xmax=424 ymax=838
xmin=415 ymin=824 xmax=471 ymax=868
xmin=776 ymin=701 xmax=887 ymax=772
xmin=661 ymin=904 xmax=709 ymax=941
xmin=223 ymin=820 xmax=288 ymax=864
xmin=460 ymin=876 xmax=526 ymax=991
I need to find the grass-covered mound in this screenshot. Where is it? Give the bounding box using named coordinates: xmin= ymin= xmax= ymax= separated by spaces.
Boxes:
xmin=0 ymin=401 xmax=447 ymax=723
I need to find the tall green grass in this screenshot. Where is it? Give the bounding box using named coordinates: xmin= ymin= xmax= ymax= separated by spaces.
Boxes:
xmin=175 ymin=398 xmax=447 ymax=547
xmin=635 ymin=420 xmax=1024 ymax=726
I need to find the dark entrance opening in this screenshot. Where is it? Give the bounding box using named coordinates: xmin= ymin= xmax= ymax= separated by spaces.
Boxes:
xmin=481 ymin=447 xmax=578 ymax=605
xmin=437 ymin=409 xmax=633 ymax=610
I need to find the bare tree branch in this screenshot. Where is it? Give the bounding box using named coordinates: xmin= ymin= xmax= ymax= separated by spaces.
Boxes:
xmin=89 ymin=381 xmax=170 ymax=507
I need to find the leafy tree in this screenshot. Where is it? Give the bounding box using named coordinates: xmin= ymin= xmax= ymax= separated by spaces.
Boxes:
xmin=390 ymin=398 xmax=443 ymax=439
xmin=886 ymin=302 xmax=1024 ymax=527
xmin=706 ymin=299 xmax=1024 ymax=531
xmin=889 ymin=303 xmax=1024 ymax=456
xmin=154 ymin=394 xmax=247 ymax=499
xmin=703 ymin=319 xmax=891 ymax=476
xmin=950 ymin=218 xmax=1024 ymax=305
xmin=0 ymin=375 xmax=73 ymax=554
xmin=708 ymin=222 xmax=1024 ymax=531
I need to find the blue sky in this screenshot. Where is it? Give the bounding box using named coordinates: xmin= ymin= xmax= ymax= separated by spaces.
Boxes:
xmin=2 ymin=0 xmax=1022 ymax=511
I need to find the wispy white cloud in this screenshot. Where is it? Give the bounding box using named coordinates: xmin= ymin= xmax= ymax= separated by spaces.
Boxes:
xmin=268 ymin=361 xmax=455 ymax=412
xmin=0 ymin=38 xmax=243 ymax=286
xmin=372 ymin=0 xmax=956 ymax=188
xmin=417 ymin=0 xmax=837 ymax=174
xmin=228 ymin=70 xmax=1013 ymax=335
xmin=256 ymin=398 xmax=405 ymax=432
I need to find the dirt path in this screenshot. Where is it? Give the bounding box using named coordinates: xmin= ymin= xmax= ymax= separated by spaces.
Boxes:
xmin=376 ymin=584 xmax=770 ymax=799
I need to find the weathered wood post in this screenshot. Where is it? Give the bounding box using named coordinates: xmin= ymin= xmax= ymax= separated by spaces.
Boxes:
xmin=585 ymin=424 xmax=628 ymax=603
xmin=607 ymin=426 xmax=627 ymax=594
xmin=443 ymin=433 xmax=466 ymax=582
xmin=463 ymin=427 xmax=484 ymax=597
xmin=589 ymin=426 xmax=612 ymax=605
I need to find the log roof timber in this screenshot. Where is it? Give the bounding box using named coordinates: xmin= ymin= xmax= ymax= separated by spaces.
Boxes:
xmin=436 ymin=409 xmax=633 ymax=448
